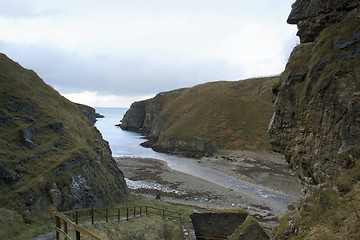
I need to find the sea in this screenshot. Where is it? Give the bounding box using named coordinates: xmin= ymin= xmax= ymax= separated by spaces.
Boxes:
xmin=94 ymin=107 xmax=204 ymax=170
xmin=94 ymin=107 xmax=197 ymax=167
xmin=94 ymin=107 xmax=165 ymax=159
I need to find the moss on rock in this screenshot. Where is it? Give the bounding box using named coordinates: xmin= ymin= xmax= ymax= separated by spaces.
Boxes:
xmin=229 ymin=216 xmax=269 ymax=240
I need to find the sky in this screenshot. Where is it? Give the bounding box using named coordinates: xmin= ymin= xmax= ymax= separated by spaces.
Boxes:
xmin=0 ymin=0 xmax=299 ymax=108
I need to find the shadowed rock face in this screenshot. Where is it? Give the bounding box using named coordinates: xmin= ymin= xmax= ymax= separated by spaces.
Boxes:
xmin=269 ymin=1 xmax=360 ymax=184
xmin=190 ymin=212 xmax=248 ymax=239
xmin=0 ymin=53 xmax=128 ymax=215
xmin=190 ymin=212 xmax=269 ymax=240
xmin=77 ymin=103 xmax=104 ymax=125
xmin=120 ymin=100 xmax=148 ymax=131
xmin=288 ymin=0 xmax=360 ymax=43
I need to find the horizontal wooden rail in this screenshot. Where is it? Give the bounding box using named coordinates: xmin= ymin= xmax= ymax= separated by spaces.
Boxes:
xmin=54 ymin=213 xmax=103 ymax=240
xmin=54 ymin=226 xmax=71 ymax=240
xmin=197 ymin=234 xmax=227 ymax=240
xmin=54 ymin=206 xmax=182 ymax=240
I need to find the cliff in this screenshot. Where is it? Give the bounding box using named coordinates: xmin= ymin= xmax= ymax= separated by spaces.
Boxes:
xmin=269 ymin=0 xmax=360 ymax=185
xmin=0 ymin=53 xmax=127 ymax=238
xmin=269 ymin=0 xmax=360 ymax=239
xmin=77 ymin=103 xmax=104 ymax=125
xmin=121 ymin=77 xmax=278 ymax=157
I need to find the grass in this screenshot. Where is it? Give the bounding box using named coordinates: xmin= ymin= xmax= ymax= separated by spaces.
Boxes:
xmin=61 ymin=194 xmax=195 ymax=240
xmin=275 ymin=181 xmax=360 ymax=239
xmin=276 ymin=18 xmax=360 ymax=110
xmin=292 ymin=0 xmax=301 ymax=8
xmin=0 ymin=207 xmax=54 ymax=240
xmin=0 ymin=193 xmax=196 ymax=239
xmin=123 ymin=194 xmax=195 ymax=215
xmin=229 ymin=215 xmax=269 ymax=240
xmin=140 ymin=76 xmax=279 ymax=155
xmin=0 ymin=53 xmax=128 ymax=239
xmin=81 ymin=216 xmax=182 ymax=240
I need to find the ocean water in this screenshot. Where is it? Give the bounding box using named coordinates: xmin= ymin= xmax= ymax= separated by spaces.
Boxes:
xmin=94 ymin=107 xmax=164 ymax=159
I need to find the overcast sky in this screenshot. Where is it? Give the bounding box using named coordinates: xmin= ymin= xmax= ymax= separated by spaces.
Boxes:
xmin=0 ymin=0 xmax=298 ymax=107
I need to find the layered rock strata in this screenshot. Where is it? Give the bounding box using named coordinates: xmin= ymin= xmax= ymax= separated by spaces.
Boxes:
xmin=269 ymin=1 xmax=360 ymax=184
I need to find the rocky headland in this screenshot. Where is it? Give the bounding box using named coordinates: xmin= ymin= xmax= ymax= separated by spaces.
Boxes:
xmin=77 ymin=103 xmax=104 ymax=125
xmin=0 ymin=53 xmax=128 ymax=239
xmin=121 ymin=77 xmax=278 ymax=157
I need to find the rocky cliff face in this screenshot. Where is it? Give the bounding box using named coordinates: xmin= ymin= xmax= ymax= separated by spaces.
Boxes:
xmin=0 ymin=53 xmax=128 ymax=233
xmin=269 ymin=0 xmax=360 ymax=185
xmin=269 ymin=1 xmax=360 ymax=238
xmin=121 ymin=78 xmax=277 ymax=157
xmin=77 ymin=103 xmax=104 ymax=125
xmin=121 ymin=89 xmax=216 ymax=157
xmin=288 ymin=0 xmax=360 ymax=43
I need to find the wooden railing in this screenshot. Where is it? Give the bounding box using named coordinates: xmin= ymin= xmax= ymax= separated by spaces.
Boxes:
xmin=54 ymin=206 xmax=182 ymax=240
xmin=196 ymin=234 xmax=227 ymax=240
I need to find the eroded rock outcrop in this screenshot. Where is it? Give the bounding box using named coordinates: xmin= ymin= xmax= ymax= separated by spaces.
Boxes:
xmin=288 ymin=0 xmax=360 ymax=43
xmin=77 ymin=103 xmax=104 ymax=125
xmin=269 ymin=0 xmax=360 ymax=185
xmin=269 ymin=1 xmax=360 ymax=239
xmin=0 ymin=53 xmax=128 ymax=225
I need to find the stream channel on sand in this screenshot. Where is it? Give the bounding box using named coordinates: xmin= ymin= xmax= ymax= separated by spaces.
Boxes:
xmin=95 ymin=108 xmax=301 ymax=218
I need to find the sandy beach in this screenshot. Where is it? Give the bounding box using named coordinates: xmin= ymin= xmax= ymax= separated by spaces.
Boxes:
xmin=115 ymin=150 xmax=302 ymax=230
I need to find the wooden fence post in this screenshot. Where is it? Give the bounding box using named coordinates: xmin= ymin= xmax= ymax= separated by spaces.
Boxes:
xmin=106 ymin=208 xmax=108 ymax=223
xmin=146 ymin=206 xmax=148 ymax=216
xmin=91 ymin=209 xmax=94 ymax=224
xmin=76 ymin=230 xmax=81 ymax=240
xmin=118 ymin=208 xmax=121 ymax=222
xmin=55 ymin=216 xmax=60 ymax=240
xmin=140 ymin=206 xmax=142 ymax=217
xmin=76 ymin=211 xmax=79 ymax=225
xmin=126 ymin=207 xmax=129 ymax=221
xmin=162 ymin=209 xmax=165 ymax=219
xmin=64 ymin=220 xmax=68 ymax=237
xmin=133 ymin=207 xmax=136 ymax=218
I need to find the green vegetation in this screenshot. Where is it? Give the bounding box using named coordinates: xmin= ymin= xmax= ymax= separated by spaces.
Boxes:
xmin=61 ymin=194 xmax=195 ymax=240
xmin=337 ymin=158 xmax=360 ymax=192
xmin=276 ymin=18 xmax=360 ymax=109
xmin=292 ymin=0 xmax=301 ymax=8
xmin=151 ymin=76 xmax=279 ymax=153
xmin=0 ymin=207 xmax=54 ymax=240
xmin=82 ymin=216 xmax=182 ymax=240
xmin=0 ymin=53 xmax=127 ymax=239
xmin=124 ymin=194 xmax=195 ymax=215
xmin=229 ymin=215 xmax=270 ymax=240
xmin=275 ymin=181 xmax=360 ymax=239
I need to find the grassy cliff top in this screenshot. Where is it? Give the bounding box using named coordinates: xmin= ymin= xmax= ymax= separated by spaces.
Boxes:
xmin=151 ymin=76 xmax=279 ymax=153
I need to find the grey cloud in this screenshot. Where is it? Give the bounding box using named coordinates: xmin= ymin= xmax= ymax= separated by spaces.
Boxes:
xmin=0 ymin=0 xmax=61 ymax=19
xmin=0 ymin=1 xmax=40 ymax=18
xmin=1 ymin=41 xmax=244 ymax=96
